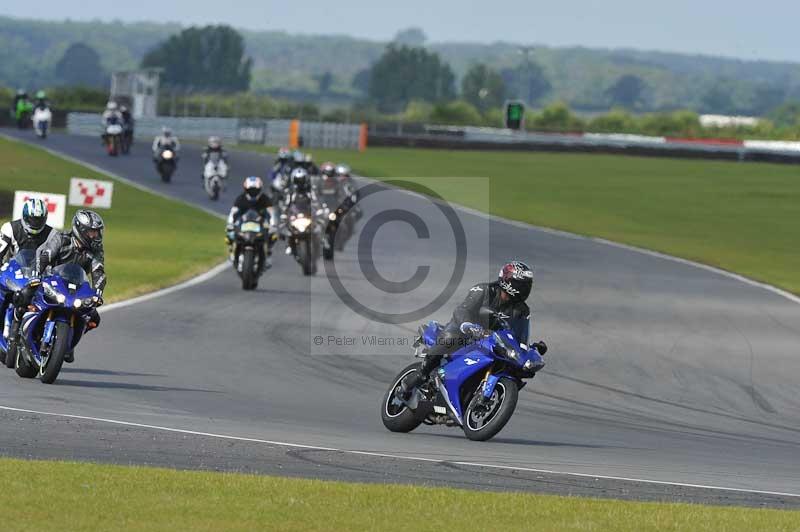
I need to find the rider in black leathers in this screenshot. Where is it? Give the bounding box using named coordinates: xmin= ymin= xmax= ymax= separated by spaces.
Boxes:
xmin=402 ymin=261 xmax=547 ymax=392
xmin=120 ymin=105 xmax=134 ymax=147
xmin=226 ymin=177 xmax=277 ymax=270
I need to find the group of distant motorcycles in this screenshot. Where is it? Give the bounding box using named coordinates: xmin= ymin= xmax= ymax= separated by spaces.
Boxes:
xmin=232 ymin=155 xmax=363 ymax=289
xmin=2 ymin=103 xmax=547 ymax=443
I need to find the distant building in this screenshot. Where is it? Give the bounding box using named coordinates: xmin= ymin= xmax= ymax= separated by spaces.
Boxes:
xmin=699 ymin=114 xmax=760 ymax=128
xmin=110 ymin=69 xmax=162 ymax=118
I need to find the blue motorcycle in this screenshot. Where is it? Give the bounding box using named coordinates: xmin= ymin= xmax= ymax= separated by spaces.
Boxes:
xmin=13 ymin=262 xmax=99 ymax=384
xmin=381 ymin=312 xmax=546 ymax=441
xmin=0 ymin=250 xmax=36 ymax=368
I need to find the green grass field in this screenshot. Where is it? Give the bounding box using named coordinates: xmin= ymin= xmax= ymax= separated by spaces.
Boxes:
xmin=0 ymin=458 xmax=797 ymax=532
xmin=247 ymin=145 xmax=800 ymax=295
xmin=0 ymin=136 xmax=225 ymax=302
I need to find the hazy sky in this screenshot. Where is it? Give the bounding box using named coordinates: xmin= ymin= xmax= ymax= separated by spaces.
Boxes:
xmin=2 ymin=1 xmax=799 ymax=63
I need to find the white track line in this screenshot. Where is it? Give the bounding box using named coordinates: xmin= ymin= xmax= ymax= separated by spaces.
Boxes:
xmin=100 ymin=262 xmax=228 ymax=313
xmin=1 ymin=404 xmax=798 ymax=500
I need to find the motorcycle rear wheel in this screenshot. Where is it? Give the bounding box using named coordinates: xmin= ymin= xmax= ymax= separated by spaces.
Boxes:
xmin=40 ymin=322 xmax=69 ymax=384
xmin=381 ymin=363 xmax=428 ymax=433
xmin=462 ymin=377 xmax=518 ymax=441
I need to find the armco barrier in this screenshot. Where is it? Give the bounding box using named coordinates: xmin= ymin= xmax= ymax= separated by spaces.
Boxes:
xmin=369 ymin=126 xmax=800 ymax=164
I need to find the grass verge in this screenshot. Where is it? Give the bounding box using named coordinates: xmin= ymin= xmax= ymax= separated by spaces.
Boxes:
xmin=0 ymin=457 xmax=798 ymax=532
xmin=0 ymin=136 xmax=224 ymax=302
xmin=243 ymin=145 xmax=800 ymax=295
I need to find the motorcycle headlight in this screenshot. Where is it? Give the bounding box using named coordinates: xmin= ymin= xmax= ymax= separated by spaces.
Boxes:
xmin=328 ymin=212 xmax=337 ymax=221
xmin=73 ymin=298 xmax=83 ymax=309
xmin=291 ymin=218 xmax=312 ymax=232
xmin=162 ymin=150 xmax=174 ymax=160
xmin=43 ymin=283 xmax=66 ymax=305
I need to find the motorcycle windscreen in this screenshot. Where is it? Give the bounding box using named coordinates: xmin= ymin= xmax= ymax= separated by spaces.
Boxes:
xmin=53 ymin=263 xmax=88 ymax=287
xmin=12 ymin=249 xmax=36 ymax=269
xmin=505 ymin=317 xmax=530 ymax=345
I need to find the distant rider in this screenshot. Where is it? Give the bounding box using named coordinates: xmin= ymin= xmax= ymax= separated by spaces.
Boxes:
xmin=33 ymin=91 xmax=49 ymax=110
xmin=6 ymin=210 xmax=106 ymax=364
xmin=334 ymin=163 xmax=362 ymax=219
xmin=271 ymin=147 xmax=293 ymax=178
xmin=152 ymin=127 xmax=180 ymax=160
xmin=401 ymin=261 xmax=547 ymax=393
xmin=101 ymin=101 xmax=122 ymax=126
xmin=226 ymin=177 xmax=278 ymax=270
xmin=13 ymin=89 xmax=32 ymax=128
xmin=201 ymin=136 xmax=228 ymax=180
xmin=11 ymin=89 xmax=27 ymax=117
xmin=120 ymin=105 xmax=135 ymax=146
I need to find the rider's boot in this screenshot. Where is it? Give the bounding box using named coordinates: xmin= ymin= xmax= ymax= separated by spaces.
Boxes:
xmin=64 ymin=350 xmax=74 ymax=363
xmin=400 ymin=355 xmax=440 ymax=397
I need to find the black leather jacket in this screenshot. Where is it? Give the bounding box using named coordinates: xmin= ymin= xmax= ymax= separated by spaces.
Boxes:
xmin=449 ymin=282 xmax=531 ymax=344
xmin=37 ymin=233 xmax=107 ymax=295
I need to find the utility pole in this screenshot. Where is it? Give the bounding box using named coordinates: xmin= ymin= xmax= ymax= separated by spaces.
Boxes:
xmin=518 ymin=46 xmax=534 ymax=105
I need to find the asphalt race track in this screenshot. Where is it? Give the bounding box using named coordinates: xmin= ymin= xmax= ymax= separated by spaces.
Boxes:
xmin=1 ymin=129 xmax=800 ymax=508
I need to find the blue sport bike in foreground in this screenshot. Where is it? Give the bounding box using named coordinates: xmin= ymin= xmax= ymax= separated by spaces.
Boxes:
xmin=381 ymin=313 xmax=546 ymax=441
xmin=1 ymin=250 xmax=100 ymax=384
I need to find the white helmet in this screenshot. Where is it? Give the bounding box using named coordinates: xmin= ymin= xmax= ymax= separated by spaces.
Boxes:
xmin=106 ymin=101 xmax=118 ymax=111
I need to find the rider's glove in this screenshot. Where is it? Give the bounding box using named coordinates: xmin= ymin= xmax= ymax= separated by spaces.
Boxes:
xmin=459 ymin=322 xmax=484 ymax=339
xmin=532 ymin=341 xmax=548 ymax=355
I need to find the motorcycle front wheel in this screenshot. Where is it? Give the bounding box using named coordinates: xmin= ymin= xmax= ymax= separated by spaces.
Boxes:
xmin=381 ymin=363 xmax=427 ymax=433
xmin=462 ymin=377 xmax=519 ymax=441
xmin=241 ymin=248 xmax=257 ymax=290
xmin=299 ymin=238 xmax=315 ymax=276
xmin=40 ymin=322 xmax=70 ymax=384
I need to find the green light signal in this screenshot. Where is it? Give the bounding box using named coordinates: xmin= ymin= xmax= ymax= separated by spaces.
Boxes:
xmin=505 ymin=101 xmax=525 ymax=130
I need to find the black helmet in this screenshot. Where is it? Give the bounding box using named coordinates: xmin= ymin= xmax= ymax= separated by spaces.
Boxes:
xmin=291 ymin=168 xmax=310 ymax=193
xmin=498 ymin=261 xmax=533 ymax=302
xmin=72 ymin=210 xmax=104 ymax=252
xmin=21 ymin=198 xmax=48 ymax=236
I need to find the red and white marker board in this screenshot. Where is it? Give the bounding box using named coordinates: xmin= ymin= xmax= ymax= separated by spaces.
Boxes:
xmin=68 ymin=178 xmax=114 ymax=209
